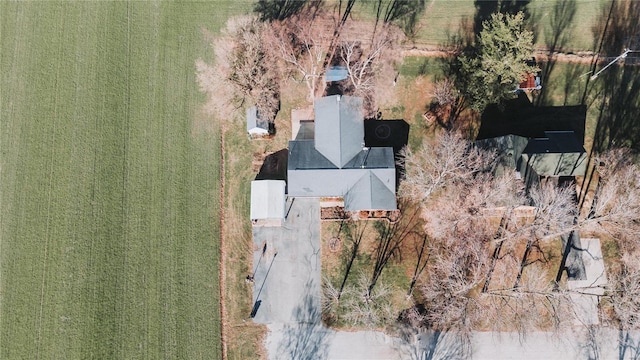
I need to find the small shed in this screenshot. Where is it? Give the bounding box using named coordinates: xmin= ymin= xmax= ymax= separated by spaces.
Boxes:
xmin=517 ymin=59 xmax=542 ymax=92
xmin=247 ymin=106 xmax=270 ymax=137
xmin=250 ymin=180 xmax=286 ymax=226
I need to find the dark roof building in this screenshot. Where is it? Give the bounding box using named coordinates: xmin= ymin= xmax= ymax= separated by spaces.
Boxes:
xmin=476 ymin=96 xmax=588 ymax=187
xmin=520 ymin=131 xmax=588 ymax=187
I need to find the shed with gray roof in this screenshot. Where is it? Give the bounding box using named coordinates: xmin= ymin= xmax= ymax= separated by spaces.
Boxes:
xmin=247 ymin=106 xmax=270 ymax=137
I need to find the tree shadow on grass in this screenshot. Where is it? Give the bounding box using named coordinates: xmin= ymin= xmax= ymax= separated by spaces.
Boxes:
xmin=472 ymin=0 xmax=532 ymax=37
xmin=589 ymin=0 xmax=640 ymax=152
xmin=276 ymin=282 xmax=332 ymax=360
xmin=535 ymin=0 xmax=577 ymax=106
xmin=254 ymin=0 xmax=311 ymax=22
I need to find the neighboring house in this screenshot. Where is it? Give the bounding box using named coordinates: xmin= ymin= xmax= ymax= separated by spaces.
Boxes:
xmin=476 ymin=96 xmax=588 ymax=188
xmin=287 ymin=95 xmax=397 ymax=211
xmin=478 ymin=131 xmax=587 ymax=188
xmin=519 ymin=131 xmax=588 ymax=188
xmin=250 ymin=180 xmax=286 ymax=226
xmin=246 ymin=106 xmax=271 ymax=138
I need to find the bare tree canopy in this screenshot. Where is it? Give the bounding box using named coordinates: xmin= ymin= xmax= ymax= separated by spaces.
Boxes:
xmin=586 ymin=149 xmax=640 ymax=329
xmin=399 ymin=132 xmax=496 ymax=203
xmin=264 ymin=9 xmax=333 ymax=101
xmin=338 ymin=23 xmax=403 ymax=116
xmin=196 ymin=17 xmax=279 ymax=123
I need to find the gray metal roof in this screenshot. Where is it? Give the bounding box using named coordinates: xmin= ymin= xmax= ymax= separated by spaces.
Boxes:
xmin=288 ymin=140 xmax=394 ymax=171
xmin=287 ymin=167 xmax=396 ymax=206
xmin=288 ymin=140 xmax=338 ymax=170
xmin=326 ymin=66 xmax=348 ymax=82
xmin=314 ymin=95 xmax=364 ymax=168
xmin=344 ymin=171 xmax=397 ymax=211
xmin=286 ymin=95 xmax=397 ymax=211
xmin=343 ymin=147 xmax=395 ymax=169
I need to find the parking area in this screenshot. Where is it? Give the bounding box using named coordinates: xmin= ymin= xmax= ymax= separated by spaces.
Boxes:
xmin=251 ymin=197 xmax=321 ymax=324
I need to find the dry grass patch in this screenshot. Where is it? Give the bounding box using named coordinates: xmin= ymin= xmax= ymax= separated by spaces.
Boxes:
xmin=320 ymin=219 xmax=415 ymax=330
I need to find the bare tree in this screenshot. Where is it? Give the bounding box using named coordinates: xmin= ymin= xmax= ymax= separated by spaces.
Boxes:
xmin=196 ymin=16 xmax=279 ymax=122
xmin=266 ymin=10 xmax=334 ymax=101
xmin=432 ymin=79 xmax=458 ymax=107
xmin=513 ymin=182 xmax=576 ymax=288
xmin=399 ymin=131 xmax=496 ymax=204
xmin=404 ymin=138 xmax=640 ymax=336
xmin=419 ymin=229 xmax=488 ymax=334
xmin=481 ymin=263 xmax=573 ymax=337
xmin=586 ymin=149 xmax=640 ymax=329
xmin=408 ymin=133 xmax=580 ymax=335
xmin=429 ymin=78 xmax=468 ymax=130
xmin=608 ymin=268 xmax=640 ymax=330
xmin=341 ymin=272 xmax=396 ymax=328
xmin=583 ymin=149 xmax=640 ymax=240
xmin=339 ymin=23 xmax=403 ymax=116
xmin=419 ymin=179 xmax=574 ymax=337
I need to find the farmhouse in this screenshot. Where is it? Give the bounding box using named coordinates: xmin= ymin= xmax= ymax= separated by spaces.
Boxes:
xmin=287 ymin=95 xmax=397 ymax=211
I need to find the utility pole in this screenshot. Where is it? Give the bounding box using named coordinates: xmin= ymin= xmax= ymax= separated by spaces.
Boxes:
xmin=590 ymin=48 xmax=636 ymax=80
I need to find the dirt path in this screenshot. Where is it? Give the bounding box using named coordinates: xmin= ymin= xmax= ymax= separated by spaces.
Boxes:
xmin=402 ymin=45 xmax=599 ymax=64
xmin=219 ymin=130 xmax=227 ymax=360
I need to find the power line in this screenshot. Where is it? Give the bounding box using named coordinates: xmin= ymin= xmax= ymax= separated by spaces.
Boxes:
xmin=590 ymin=48 xmax=638 ymax=80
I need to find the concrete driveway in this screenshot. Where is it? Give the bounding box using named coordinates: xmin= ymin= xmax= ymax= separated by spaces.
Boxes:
xmin=251 ymin=197 xmax=321 ymax=325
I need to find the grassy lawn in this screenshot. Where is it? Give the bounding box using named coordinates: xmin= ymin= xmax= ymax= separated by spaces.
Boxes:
xmin=222 ymin=76 xmax=306 ymax=360
xmin=349 ymin=0 xmax=610 ymax=51
xmin=0 ymin=1 xmax=248 ymax=358
xmin=320 ymin=220 xmax=414 ymax=330
xmin=412 ymin=0 xmax=609 ymax=51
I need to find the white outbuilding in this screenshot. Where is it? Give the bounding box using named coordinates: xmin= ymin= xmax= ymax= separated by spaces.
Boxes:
xmin=250 ymin=180 xmax=286 ymax=226
xmin=247 ymin=106 xmax=270 ymax=138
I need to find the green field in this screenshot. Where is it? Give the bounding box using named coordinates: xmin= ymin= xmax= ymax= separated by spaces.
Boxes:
xmin=0 ymin=1 xmax=248 ymax=358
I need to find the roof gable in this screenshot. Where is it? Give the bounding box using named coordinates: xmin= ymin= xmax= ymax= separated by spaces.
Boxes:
xmin=344 ymin=171 xmax=397 ymax=211
xmin=314 ymin=95 xmax=364 ymax=168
